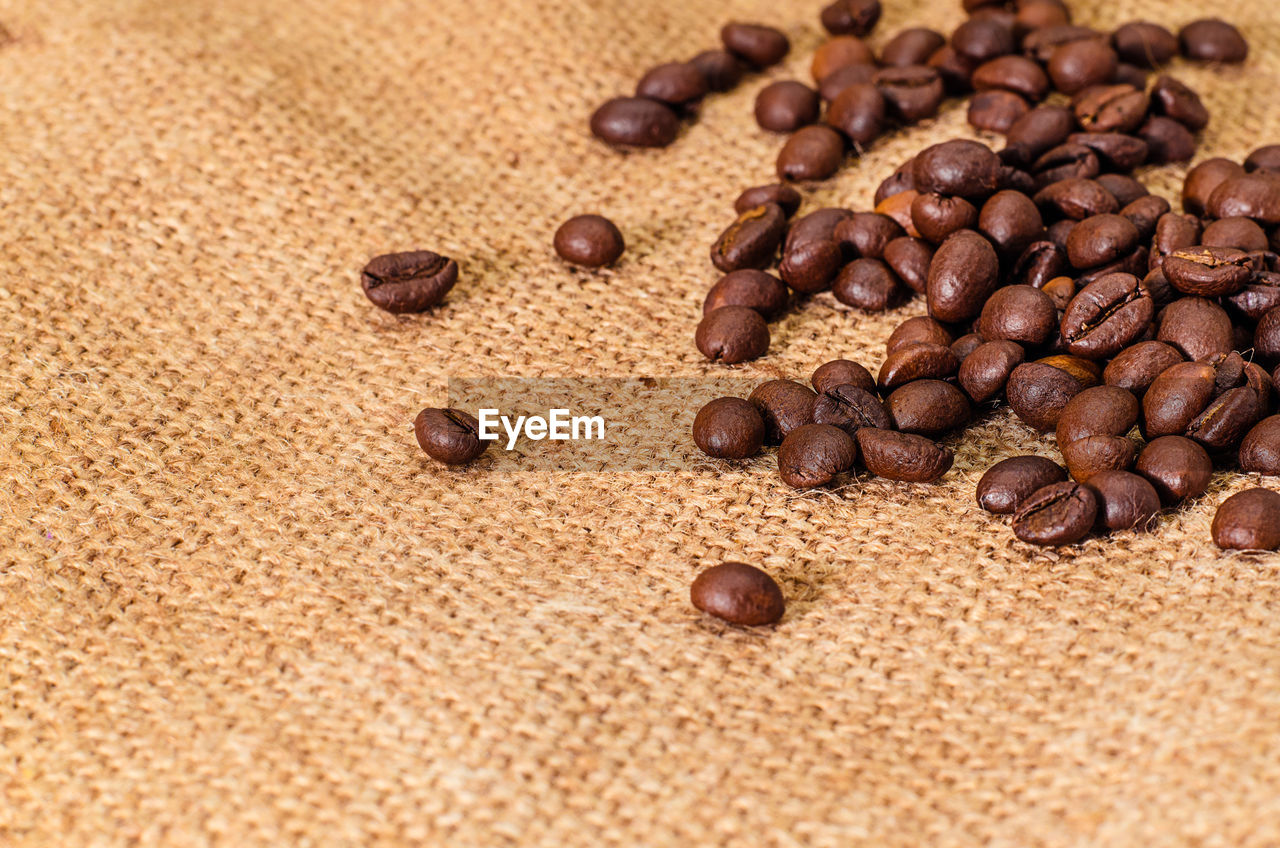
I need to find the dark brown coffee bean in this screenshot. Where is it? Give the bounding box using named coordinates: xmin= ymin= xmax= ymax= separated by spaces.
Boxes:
xmin=825 ymin=83 xmax=886 ymax=145
xmin=1143 ymin=360 xmax=1217 ymax=438
xmin=693 ymin=397 xmax=766 ymax=459
xmin=1065 ymin=214 xmax=1140 ymax=270
xmin=1032 ymin=143 xmax=1100 ymax=188
xmin=691 ymin=562 xmax=785 ymax=625
xmin=777 ymin=125 xmax=846 ymax=181
xmin=1013 ymin=481 xmax=1098 ymax=545
xmin=1134 ymin=435 xmax=1212 ymax=504
xmin=812 ymin=36 xmax=875 ymax=83
xmin=1073 ymin=84 xmax=1149 ymax=133
xmin=735 ymin=184 xmax=802 ymax=218
xmin=882 ymin=236 xmax=933 ymax=294
xmin=878 ymin=342 xmax=960 ymax=389
xmin=780 ymin=239 xmax=844 ymax=294
xmin=1023 ymin=24 xmax=1102 ymax=61
xmin=813 ymin=384 xmax=891 ymax=435
xmin=1011 ymin=240 xmax=1068 ymax=289
xmin=977 ymin=455 xmax=1067 ymax=514
xmin=778 ymin=423 xmax=858 ymax=488
xmin=885 ymin=379 xmax=971 ymax=437
xmin=1048 ymin=39 xmax=1117 ymax=94
xmin=812 ymin=359 xmax=877 ymax=395
xmin=1202 ymin=217 xmax=1269 ymax=252
xmin=750 ymin=380 xmax=817 ymax=443
xmin=910 ymin=193 xmax=978 ymax=244
xmin=1004 ymin=105 xmax=1075 ymax=164
xmin=1034 ymin=178 xmax=1118 ymax=221
xmin=951 ymin=332 xmax=987 ymax=363
xmin=1153 ymin=212 xmax=1204 ymax=268
xmin=696 ymin=306 xmax=770 ymax=364
xmin=1245 ymin=146 xmax=1280 ymax=176
xmin=1240 ymin=415 xmax=1280 ymax=474
xmin=875 ymin=158 xmax=917 ymax=204
xmin=1212 ymin=488 xmax=1280 ymax=551
xmin=704 ymin=270 xmax=789 ymax=318
xmin=1162 ymin=246 xmax=1254 ymax=297
xmin=1149 ymin=74 xmax=1209 ymax=131
xmin=968 ymin=90 xmax=1029 ymax=133
xmin=874 ymin=65 xmax=945 ymax=123
xmin=722 ymin=23 xmax=790 ymax=68
xmin=414 ymin=407 xmax=488 ymax=466
xmin=819 ymin=63 xmax=881 ymax=101
xmin=691 ymin=50 xmax=745 ymax=92
xmin=1119 ymin=195 xmax=1170 ymax=242
xmin=886 ymin=315 xmax=953 ymax=353
xmin=833 ymin=258 xmax=905 ymax=311
xmin=754 ymin=81 xmax=820 ymax=133
xmin=1086 ymin=470 xmax=1161 ymax=531
xmin=1138 ymin=116 xmax=1196 ymax=165
xmin=1016 ymin=0 xmax=1071 ymax=31
xmin=1206 ymin=173 xmax=1280 ymax=225
xmin=361 ymin=250 xmax=458 ymax=313
xmin=1103 ymin=341 xmax=1184 ymax=396
xmin=927 ymin=229 xmax=1000 ymax=322
xmin=554 ymin=215 xmax=626 ymax=268
xmin=1187 ymin=386 xmax=1261 ymax=451
xmin=1043 ymin=217 xmax=1076 ymax=250
xmin=928 ymin=45 xmax=978 ymax=95
xmin=1060 ymin=273 xmax=1153 ymax=360
xmin=997 ymin=163 xmax=1038 ymax=195
xmin=959 ymin=339 xmax=1025 ymax=402
xmin=856 ymin=428 xmax=953 ymax=482
xmin=1062 ymin=434 xmax=1136 ymax=481
xmin=836 ymin=212 xmax=903 ymax=259
xmin=1112 ymin=21 xmax=1178 ymax=68
xmin=977 ymin=190 xmax=1043 ymax=259
xmin=880 ymin=27 xmax=946 ymax=66
xmin=787 ymin=207 xmax=853 ymax=248
xmin=913 ymin=140 xmax=1002 ymax=199
xmin=1258 ymin=307 xmax=1280 ymax=362
xmin=1155 ymin=297 xmax=1233 ymax=362
xmin=1070 ymin=135 xmax=1149 ymax=173
xmin=1055 ymin=385 xmax=1139 ymax=445
xmin=1179 ymin=19 xmax=1248 ymax=64
xmin=1112 ymin=62 xmax=1150 ymax=89
xmin=953 ymin=18 xmax=1016 ymax=63
xmin=1140 ymin=267 xmax=1175 ymax=306
xmin=821 ymin=0 xmax=882 ymax=37
xmin=636 ymin=62 xmax=708 ymax=106
xmin=1007 ymin=361 xmax=1083 ymax=431
xmin=1183 ymin=158 xmax=1245 ymax=217
xmin=971 ymin=55 xmax=1049 ymax=101
xmin=710 ymin=204 xmax=786 ymax=272
xmin=590 ymin=97 xmax=681 ymax=148
xmin=979 ymin=285 xmax=1057 ymax=345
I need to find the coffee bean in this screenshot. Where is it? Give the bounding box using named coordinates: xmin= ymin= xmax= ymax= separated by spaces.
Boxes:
xmin=1134 ymin=435 xmax=1212 ymax=504
xmin=972 ymin=55 xmax=1049 ymax=101
xmin=749 ymin=379 xmax=817 ymax=443
xmin=1086 ymin=470 xmax=1161 ymax=531
xmin=875 ymin=190 xmax=921 ymax=235
xmin=1143 ymin=360 xmax=1217 ymax=438
xmin=958 ymin=339 xmax=1025 ymax=403
xmin=1065 ymin=214 xmax=1140 ymax=271
xmin=1212 ymin=488 xmax=1280 ymax=551
xmin=1141 ymin=267 xmax=1175 ymax=306
xmin=880 ymin=27 xmax=946 ymax=66
xmin=1202 ymin=217 xmax=1269 ymax=252
xmin=1258 ymin=307 xmax=1280 ymax=362
xmin=1005 ymin=104 xmax=1075 ymax=164
xmin=1011 ymin=240 xmax=1069 ymax=288
xmin=811 ymin=359 xmax=877 ymax=394
xmin=825 ymin=83 xmax=886 ymax=145
xmin=590 ymin=97 xmax=681 ymax=147
xmin=1188 ymin=385 xmax=1262 ymax=451
xmin=821 ymin=0 xmax=882 ymax=37
xmin=1206 ymin=173 xmax=1280 ymax=225
xmin=1119 ymin=195 xmax=1170 ymax=241
xmin=787 ymin=207 xmax=853 ymax=248
xmin=1032 ymin=143 xmax=1100 ymax=188
xmin=361 ymin=250 xmax=458 ymax=313
xmin=636 ymin=62 xmax=708 ymax=106
xmin=885 ymin=379 xmax=971 ymax=437
xmin=913 ymin=140 xmax=1002 ymax=199
xmin=1155 ymin=297 xmax=1233 ymax=362
xmin=874 ymin=65 xmax=945 ymax=123
xmin=1048 ymin=39 xmax=1117 ymax=94
xmin=1023 ymin=24 xmax=1102 ymax=64
xmin=693 ymin=397 xmax=766 ymax=459
xmin=886 ymin=315 xmax=953 ymax=353
xmin=1112 ymin=21 xmax=1178 ymax=68
xmin=735 ymin=184 xmax=802 ymax=219
xmin=1016 ymin=0 xmax=1071 ymax=31
xmin=813 ymin=384 xmax=891 ymax=435
xmin=878 ymin=342 xmax=960 ymax=390
xmin=1183 ymin=158 xmax=1245 ymax=217
xmin=777 ymin=125 xmax=846 ymax=181
xmin=722 ymin=23 xmax=790 ymax=68
xmin=1245 ymin=360 xmax=1275 ymax=409
xmin=1040 ymin=275 xmax=1076 ymax=310
xmin=1073 ymin=84 xmax=1149 ymax=133
xmin=1055 ymin=384 xmax=1140 ymax=446
xmin=1072 ymin=135 xmax=1150 ymax=173
xmin=1096 ymin=175 xmax=1150 ymax=208
xmin=812 ymin=36 xmax=875 ymax=83
xmin=691 ymin=49 xmax=745 ymax=92
xmin=554 ymin=215 xmax=626 ymax=268
xmin=1179 ymin=19 xmax=1248 ymax=64
xmin=883 ymin=236 xmax=934 ymax=293
xmin=1138 ymin=116 xmax=1196 ymax=165
xmin=1034 ymin=178 xmax=1118 ymax=220
xmin=1246 ymin=145 xmax=1280 ymax=173
xmin=1103 ymin=341 xmax=1185 ymax=396
xmin=833 ymin=258 xmax=905 ymax=311
xmin=414 ymin=408 xmax=487 ymax=465
xmin=979 ymin=285 xmax=1057 ymax=345
xmin=910 ymin=193 xmax=978 ymax=244
xmin=928 ymin=45 xmax=975 ymax=94
xmin=977 ymin=455 xmax=1067 ymax=513
xmin=1075 ymin=247 xmax=1150 ymax=288
xmin=691 ymin=562 xmax=786 ymax=626
xmin=1240 ymin=415 xmax=1280 ymax=474
xmin=711 ymin=204 xmax=787 ymax=272
xmin=875 ymin=157 xmax=917 ymax=204
xmin=951 ymin=332 xmax=987 ymax=363
xmin=953 ymin=18 xmax=1016 ymax=64
xmin=1112 ymin=62 xmax=1150 ymax=89
xmin=1163 ymin=246 xmax=1254 ymax=297
xmin=704 ymin=270 xmax=789 ymax=318
xmin=1012 ymin=481 xmax=1098 ymax=545
xmin=755 ymin=81 xmax=821 ymax=132
xmin=835 ymin=212 xmax=903 ymax=259
xmin=1062 ymin=434 xmax=1136 ymax=482
xmin=1149 ymin=74 xmax=1208 ymax=131
xmin=856 ymin=428 xmax=953 ymax=482
xmin=927 ymin=229 xmax=1000 ymax=322
xmin=1007 ymin=361 xmax=1083 ymax=431
xmin=819 ymin=63 xmax=881 ymax=101
xmin=1153 ymin=212 xmax=1204 ymax=268
xmin=1040 ymin=354 xmax=1103 ymax=388
xmin=780 ymin=239 xmax=845 ymax=294
xmin=696 ymin=306 xmax=770 ymax=363
xmin=778 ymin=423 xmax=858 ymax=488
xmin=968 ymin=91 xmax=1029 ymax=133
xmin=1061 ymin=272 xmax=1153 ymax=359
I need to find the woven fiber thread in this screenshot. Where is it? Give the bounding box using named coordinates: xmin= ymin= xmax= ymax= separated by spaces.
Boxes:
xmin=2 ymin=0 xmax=1280 ymax=844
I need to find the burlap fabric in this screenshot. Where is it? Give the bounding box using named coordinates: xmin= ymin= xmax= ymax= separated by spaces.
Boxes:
xmin=4 ymin=0 xmax=1280 ymax=843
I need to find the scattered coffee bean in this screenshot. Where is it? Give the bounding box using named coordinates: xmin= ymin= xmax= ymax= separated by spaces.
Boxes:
xmin=590 ymin=97 xmax=681 ymax=148
xmin=1061 ymin=272 xmax=1153 ymax=359
xmin=755 ymin=81 xmax=821 ymax=132
xmin=874 ymin=65 xmax=945 ymax=123
xmin=819 ymin=63 xmax=881 ymax=101
xmin=951 ymin=332 xmax=987 ymax=363
xmin=1239 ymin=415 xmax=1280 ymax=474
xmin=711 ymin=203 xmax=787 ymax=272
xmin=554 ymin=215 xmax=626 ymax=268
xmin=735 ymin=184 xmax=803 ymax=218
xmin=952 ymin=17 xmax=1015 ymax=64
xmin=696 ymin=306 xmax=771 ymax=363
xmin=1212 ymin=488 xmax=1280 ymax=551
xmin=812 ymin=359 xmax=877 ymax=394
xmin=977 ymin=455 xmax=1068 ymax=514
xmin=691 ymin=562 xmax=786 ymax=625
xmin=1047 ymin=39 xmax=1117 ymax=95
xmin=1007 ymin=361 xmax=1083 ymax=431
xmin=1119 ymin=195 xmax=1169 ymax=240
xmin=1143 ymin=360 xmax=1218 ymax=439
xmin=971 ymin=55 xmax=1049 ymax=101
xmin=886 ymin=315 xmax=952 ymax=353
xmin=704 ymin=269 xmax=789 ymax=318
xmin=813 ymin=384 xmax=890 ymax=435
xmin=1134 ymin=435 xmax=1213 ymax=505
xmin=750 ymin=380 xmax=818 ymax=443
xmin=1086 ymin=470 xmax=1161 ymax=532
xmin=1150 ymin=74 xmax=1209 ymax=131
xmin=878 ymin=342 xmax=960 ymax=389
xmin=636 ymin=62 xmax=708 ymax=106
xmin=1061 ymin=434 xmax=1136 ymax=482
xmin=1103 ymin=340 xmax=1184 ymax=396
xmin=1254 ymin=306 xmax=1280 ymax=361
xmin=691 ymin=49 xmax=745 ymax=92
xmin=979 ymin=284 xmax=1058 ymax=346
xmin=979 ymin=190 xmax=1044 ymax=259
xmin=361 ymin=250 xmax=458 ymax=314
xmin=1156 ymin=296 xmax=1233 ymax=361
xmin=414 ymin=408 xmax=487 ymax=465
xmin=1179 ymin=19 xmax=1248 ymax=64
xmin=1206 ymin=172 xmax=1280 ymax=224
xmin=885 ymin=379 xmax=971 ymax=437
xmin=1056 ymin=385 xmax=1140 ymax=445
xmin=821 ymin=0 xmax=882 ymax=37
xmin=1201 ymin=217 xmax=1268 ymax=252
xmin=777 ymin=125 xmax=847 ymax=181
xmin=1139 ymin=116 xmax=1196 ymax=164
xmin=856 ymin=428 xmax=953 ymax=482
xmin=1112 ymin=21 xmax=1178 ymax=68
xmin=835 ymin=212 xmax=903 ymax=259
xmin=778 ymin=423 xmax=858 ymax=488
xmin=722 ymin=23 xmax=791 ymax=68
xmin=1183 ymin=158 xmax=1245 ymax=216
xmin=693 ymin=397 xmax=766 ymax=459
xmin=1012 ymin=480 xmax=1098 ymax=545
xmin=913 ymin=140 xmax=1002 ymax=198
xmin=1162 ymin=246 xmax=1254 ymax=297
xmin=882 ymin=236 xmax=934 ymax=293
xmin=1066 ymin=214 xmax=1139 ymax=269
xmin=958 ymin=339 xmax=1025 ymax=403
xmin=833 ymin=258 xmax=906 ymax=311
xmin=825 ymin=83 xmax=887 ymax=145
xmin=910 ymin=193 xmax=978 ymax=244
xmin=880 ymin=27 xmax=946 ymax=67
xmin=1073 ymin=84 xmax=1148 ymax=134
xmin=968 ymin=90 xmax=1030 ymax=133
xmin=812 ymin=36 xmax=875 ymax=83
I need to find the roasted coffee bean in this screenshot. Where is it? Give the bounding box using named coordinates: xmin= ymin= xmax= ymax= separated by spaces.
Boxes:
xmin=1061 ymin=272 xmax=1153 ymax=360
xmin=1187 ymin=386 xmax=1261 ymax=451
xmin=913 ymin=140 xmax=1002 ymax=199
xmin=1048 ymin=39 xmax=1117 ymax=94
xmin=1040 ymin=275 xmax=1076 ymax=310
xmin=590 ymin=97 xmax=681 ymax=148
xmin=710 ymin=204 xmax=786 ymax=272
xmin=812 ymin=359 xmax=877 ymax=394
xmin=836 ymin=212 xmax=903 ymax=259
xmin=1012 ymin=240 xmax=1069 ymax=288
xmin=735 ymin=184 xmax=802 ymax=218
xmin=1073 ymin=84 xmax=1149 ymax=133
xmin=1227 ymin=272 xmax=1280 ymax=321
xmin=754 ymin=81 xmax=821 ymax=132
xmin=833 ymin=258 xmax=905 ymax=311
xmin=821 ymin=0 xmax=882 ymax=37
xmin=978 ymin=190 xmax=1043 ymax=258
xmin=693 ymin=397 xmax=766 ymax=459
xmin=878 ymin=342 xmax=960 ymax=389
xmin=874 ymin=65 xmax=945 ymax=123
xmin=1112 ymin=21 xmax=1178 ymax=68
xmin=856 ymin=428 xmax=953 ymax=482
xmin=1062 ymin=434 xmax=1136 ymax=481
xmin=1140 ymin=267 xmax=1175 ymax=306
xmin=886 ymin=315 xmax=953 ymax=352
xmin=1112 ymin=62 xmax=1150 ymax=89
xmin=875 ymin=190 xmax=921 ymax=235
xmin=1212 ymin=488 xmax=1280 ymax=551
xmin=1206 ymin=173 xmax=1280 ymax=225
xmin=1240 ymin=415 xmax=1280 ymax=474
xmin=977 ymin=455 xmax=1067 ymax=514
xmin=875 ymin=158 xmax=917 ymax=204
xmin=1246 ymin=145 xmax=1280 ymax=173
xmin=928 ymin=45 xmax=977 ymax=95
xmin=880 ymin=27 xmax=946 ymax=66
xmin=704 ymin=270 xmax=789 ymax=318
xmin=554 ymin=215 xmax=626 ymax=268
xmin=636 ymin=62 xmax=708 ymax=106
xmin=778 ymin=423 xmax=858 ymax=488
xmin=1007 ymin=361 xmax=1083 ymax=431
xmin=825 ymin=83 xmax=886 ymax=145
xmin=780 ymin=239 xmax=844 ymax=294
xmin=1045 ymin=218 xmax=1076 ymax=248
xmin=972 ymin=55 xmax=1049 ymax=101
xmin=696 ymin=306 xmax=770 ymax=364
xmin=691 ymin=562 xmax=785 ymax=626
xmin=882 ymin=236 xmax=934 ymax=294
xmin=1040 ymin=354 xmax=1103 ymax=388
xmin=1139 ymin=117 xmax=1196 ymax=165
xmin=1032 ymin=143 xmax=1099 ymax=188
xmin=1065 ymin=214 xmax=1140 ymax=270
xmin=968 ymin=90 xmax=1030 ymax=133
xmin=1150 ymin=74 xmax=1209 ymax=131
xmin=1156 ymin=297 xmax=1233 ymax=362
xmin=979 ymin=285 xmax=1057 ymax=345
xmin=997 ymin=163 xmax=1037 ymax=194
xmin=777 ymin=125 xmax=846 ymax=181
xmin=1103 ymin=341 xmax=1184 ymax=396
xmin=819 ymin=63 xmax=880 ymax=101
xmin=750 ymin=380 xmax=818 ymax=443
xmin=1055 ymin=384 xmax=1139 ymax=445
xmin=1134 ymin=435 xmax=1212 ymax=504
xmin=959 ymin=339 xmax=1025 ymax=403
xmin=910 ymin=193 xmax=978 ymax=244
xmin=1004 ymin=105 xmax=1075 ymax=165
xmin=691 ymin=49 xmax=745 ymax=92
xmin=1179 ymin=18 xmax=1248 ymax=64
xmin=1162 ymin=246 xmax=1254 ymax=297
xmin=1153 ymin=212 xmax=1203 ymax=268
xmin=787 ymin=207 xmax=853 ymax=248
xmin=1202 ymin=217 xmax=1269 ymax=252
xmin=361 ymin=250 xmax=458 ymax=313
xmin=812 ymin=36 xmax=875 ymax=83
xmin=1034 ymin=178 xmax=1118 ymax=221
xmin=1143 ymin=360 xmax=1217 ymax=437
xmin=927 ymin=229 xmax=1000 ymax=322
xmin=1183 ymin=158 xmax=1245 ymax=217
xmin=1070 ymin=134 xmax=1149 ymax=173
xmin=1086 ymin=470 xmax=1161 ymax=532
xmin=1016 ymin=0 xmax=1071 ymax=31
xmin=1013 ymin=481 xmax=1098 ymax=545
xmin=1258 ymin=307 xmax=1280 ymax=362
xmin=885 ymin=379 xmax=971 ymax=437
xmin=1022 ymin=24 xmax=1102 ymax=64
xmin=722 ymin=23 xmax=790 ymax=68
xmin=951 ymin=332 xmax=987 ymax=363
xmin=1119 ymin=195 xmax=1170 ymax=241
xmin=414 ymin=408 xmax=487 ymax=465
xmin=953 ymin=18 xmax=1016 ymax=63
xmin=813 ymin=385 xmax=891 ymax=435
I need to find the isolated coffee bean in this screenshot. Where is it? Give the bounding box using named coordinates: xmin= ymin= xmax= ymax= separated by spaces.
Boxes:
xmin=913 ymin=140 xmax=1002 ymax=199
xmin=722 ymin=23 xmax=790 ymax=68
xmin=1179 ymin=19 xmax=1248 ymax=64
xmin=880 ymin=27 xmax=946 ymax=66
xmin=874 ymin=65 xmax=945 ymax=123
xmin=777 ymin=125 xmax=846 ymax=181
xmin=1007 ymin=361 xmax=1083 ymax=431
xmin=636 ymin=62 xmax=708 ymax=106
xmin=820 ymin=63 xmax=881 ymax=101
xmin=833 ymin=258 xmax=905 ymax=311
xmin=885 ymin=379 xmax=971 ymax=437
xmin=1183 ymin=158 xmax=1245 ymax=217
xmin=1048 ymin=39 xmax=1117 ymax=94
xmin=811 ymin=359 xmax=876 ymax=395
xmin=361 ymin=250 xmax=458 ymax=313
xmin=590 ymin=97 xmax=681 ymax=148
xmin=1034 ymin=178 xmax=1118 ymax=221
xmin=1004 ymin=105 xmax=1075 ymax=164
xmin=735 ymin=184 xmax=802 ymax=218
xmin=1013 ymin=481 xmax=1098 ymax=545
xmin=780 ymin=239 xmax=844 ymax=294
xmin=1119 ymin=195 xmax=1170 ymax=242
xmin=812 ymin=36 xmax=875 ymax=83
xmin=1134 ymin=435 xmax=1212 ymax=505
xmin=878 ymin=343 xmax=960 ymax=389
xmin=749 ymin=380 xmax=817 ymax=443
xmin=1212 ymin=488 xmax=1280 ymax=551
xmin=691 ymin=562 xmax=786 ymax=626
xmin=1061 ymin=273 xmax=1153 ymax=360
xmin=968 ymin=90 xmax=1029 ymax=133
xmin=693 ymin=397 xmax=766 ymax=459
xmin=778 ymin=424 xmax=858 ymax=488
xmin=1240 ymin=415 xmax=1280 ymax=474
xmin=691 ymin=50 xmax=745 ymax=92
xmin=1066 ymin=215 xmax=1140 ymax=270
xmin=755 ymin=81 xmax=821 ymax=132
xmin=927 ymin=229 xmax=1000 ymax=322
xmin=1150 ymin=75 xmax=1209 ymax=131
xmin=979 ymin=285 xmax=1057 ymax=346
xmin=1103 ymin=340 xmax=1184 ymax=395
xmin=414 ymin=408 xmax=488 ymax=465
xmin=971 ymin=55 xmax=1049 ymax=101
xmin=1139 ymin=116 xmax=1196 ymax=165
xmin=959 ymin=340 xmax=1025 ymax=403
xmin=711 ymin=204 xmax=787 ymax=272
xmin=821 ymin=0 xmax=882 ymax=37
xmin=1056 ymin=385 xmax=1140 ymax=445
xmin=554 ymin=215 xmax=626 ymax=268
xmin=704 ymin=270 xmax=789 ymax=318
xmin=1163 ymin=246 xmax=1254 ymax=297
xmin=1112 ymin=21 xmax=1178 ymax=68
xmin=1206 ymin=173 xmax=1280 ymax=225
xmin=813 ymin=384 xmax=891 ymax=435
xmin=1202 ymin=217 xmax=1269 ymax=252
xmin=1156 ymin=297 xmax=1233 ymax=361
xmin=886 ymin=315 xmax=952 ymax=353
xmin=1258 ymin=307 xmax=1280 ymax=362
xmin=910 ymin=193 xmax=978 ymax=244
xmin=825 ymin=83 xmax=886 ymax=145
xmin=856 ymin=428 xmax=953 ymax=482
xmin=1073 ymin=84 xmax=1148 ymax=134
xmin=1086 ymin=470 xmax=1161 ymax=532
xmin=977 ymin=455 xmax=1067 ymax=514
xmin=835 ymin=212 xmax=903 ymax=260
xmin=882 ymin=236 xmax=934 ymax=294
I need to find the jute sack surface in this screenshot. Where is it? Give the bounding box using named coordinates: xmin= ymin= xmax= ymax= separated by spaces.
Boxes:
xmin=2 ymin=0 xmax=1280 ymax=844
